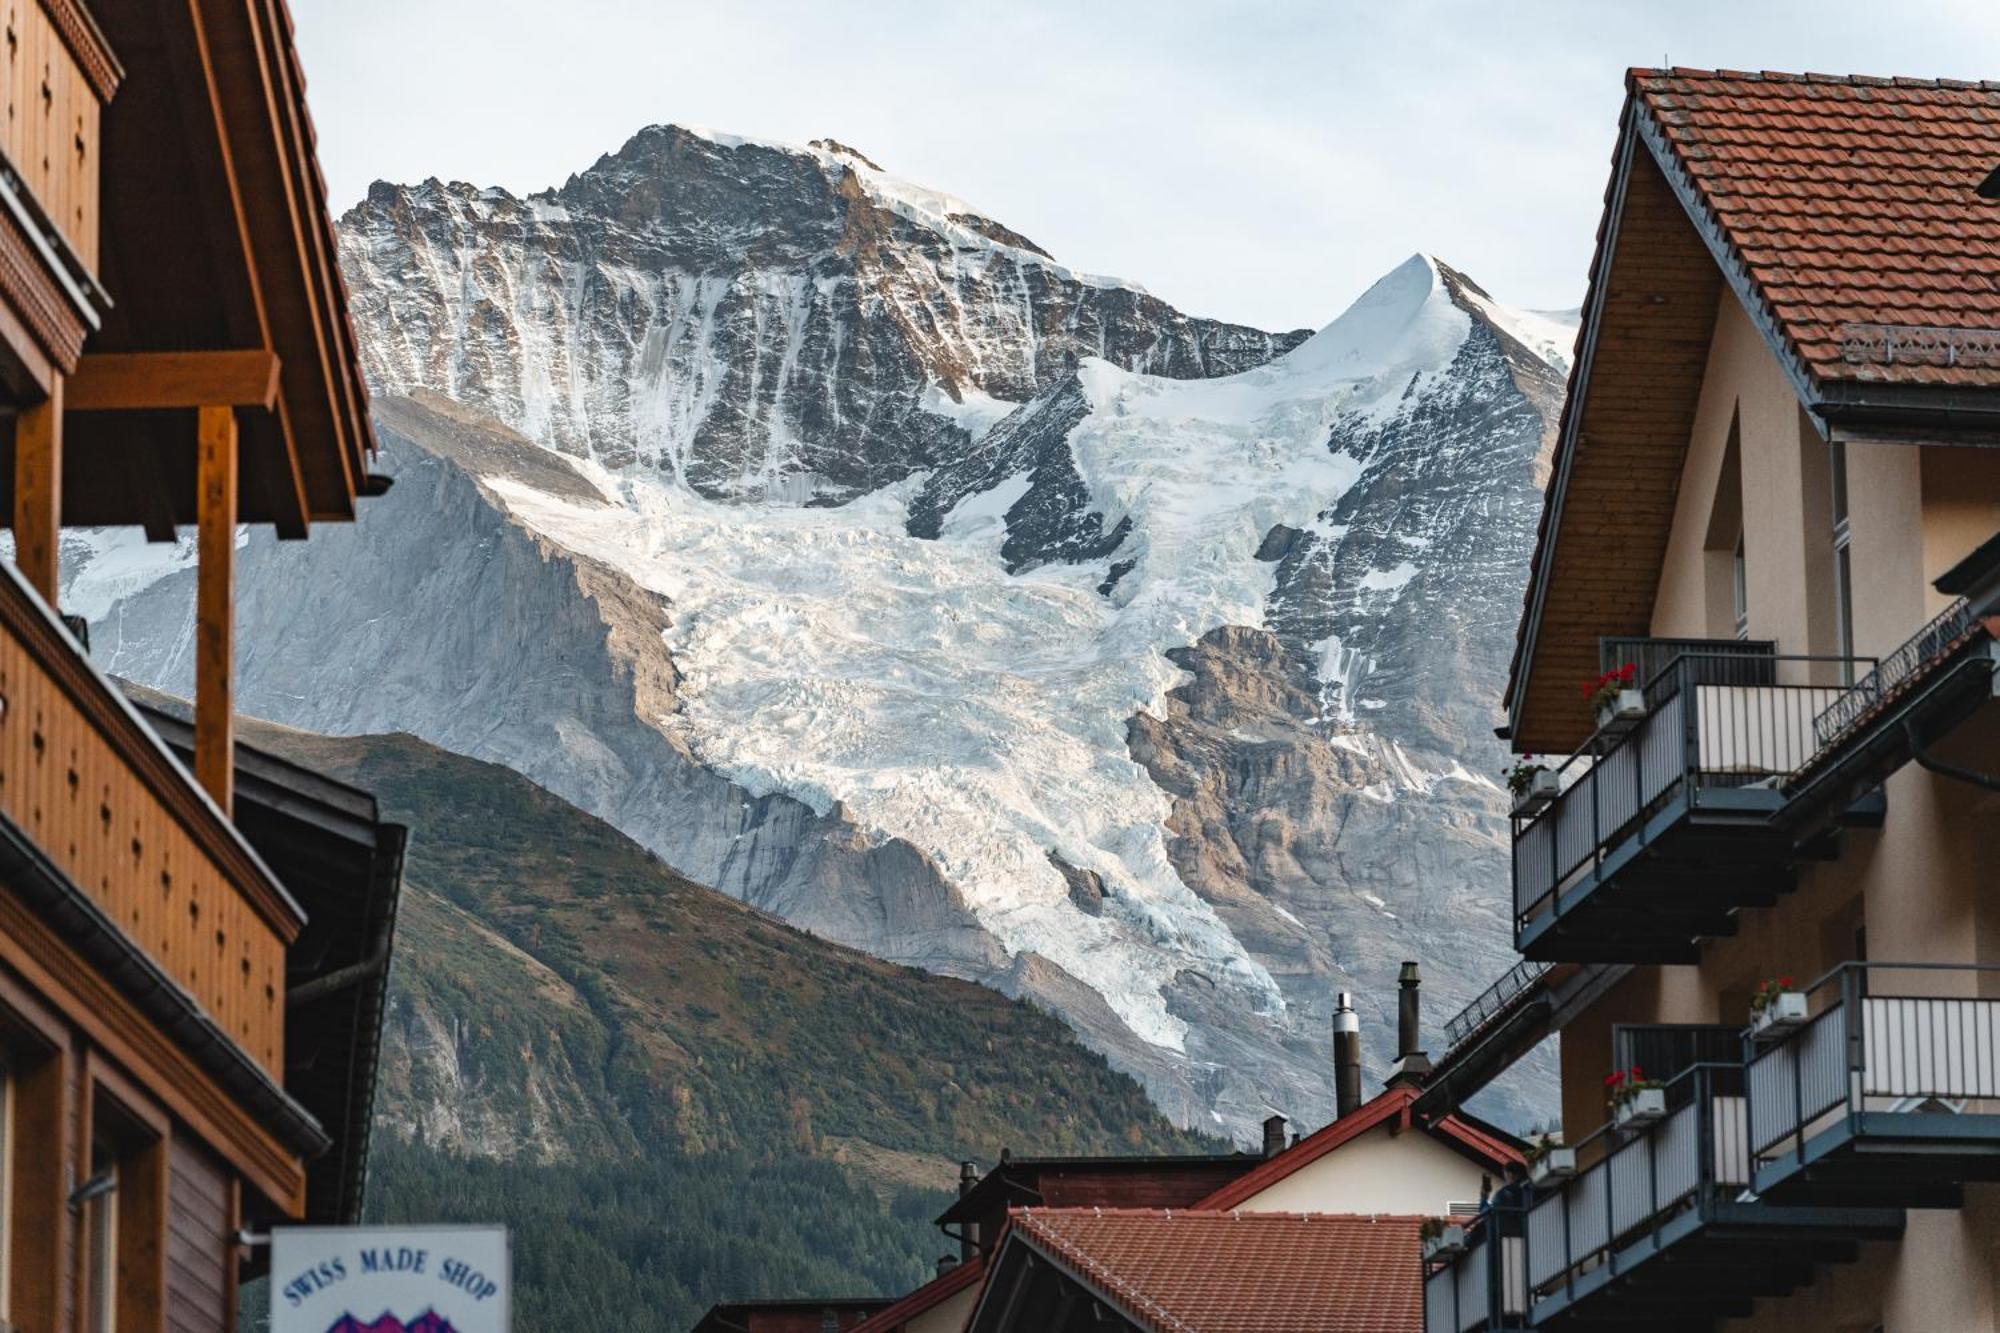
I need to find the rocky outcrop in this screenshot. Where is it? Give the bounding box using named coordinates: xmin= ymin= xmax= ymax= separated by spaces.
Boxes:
xmin=77 ymin=127 xmax=1573 ymax=1139
xmin=340 ymin=126 xmax=1306 ymax=503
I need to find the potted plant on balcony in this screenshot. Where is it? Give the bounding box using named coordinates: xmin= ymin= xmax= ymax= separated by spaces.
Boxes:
xmin=1749 ymin=976 xmax=1808 ymax=1042
xmin=1419 ymin=1216 xmax=1465 ymax=1262
xmin=1606 ymin=1066 xmax=1667 ymax=1129
xmin=1525 ymin=1132 xmax=1576 ymax=1186
xmin=1584 ymin=662 xmax=1645 ymax=732
xmin=1505 ymin=756 xmax=1559 ymax=816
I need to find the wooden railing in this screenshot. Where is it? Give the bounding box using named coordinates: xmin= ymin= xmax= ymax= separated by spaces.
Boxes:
xmin=0 ymin=562 xmax=298 ymax=1076
xmin=0 ymin=0 xmax=120 ymax=268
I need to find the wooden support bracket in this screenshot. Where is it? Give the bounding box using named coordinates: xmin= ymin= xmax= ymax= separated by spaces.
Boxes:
xmin=68 ymin=351 xmax=280 ymax=412
xmin=13 ymin=375 xmax=63 ymax=603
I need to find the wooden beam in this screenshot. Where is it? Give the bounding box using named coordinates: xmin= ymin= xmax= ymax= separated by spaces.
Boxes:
xmin=195 ymin=405 xmax=238 ymax=815
xmin=13 ymin=377 xmax=63 ymax=604
xmin=67 ymin=350 xmax=280 ymax=412
xmin=10 ymin=1042 xmax=73 ymax=1332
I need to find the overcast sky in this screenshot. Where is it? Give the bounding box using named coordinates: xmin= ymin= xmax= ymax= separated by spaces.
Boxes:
xmin=293 ymin=1 xmax=2000 ymax=331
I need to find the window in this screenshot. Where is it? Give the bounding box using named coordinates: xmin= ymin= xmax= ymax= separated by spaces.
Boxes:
xmin=1732 ymin=533 xmax=1749 ymax=640
xmin=82 ymin=1140 xmax=117 ymax=1333
xmin=78 ymin=1069 xmax=167 ymax=1333
xmin=1831 ymin=442 xmax=1856 ymax=682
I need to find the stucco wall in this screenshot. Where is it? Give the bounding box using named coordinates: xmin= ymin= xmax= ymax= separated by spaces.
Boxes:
xmin=1559 ymin=285 xmax=2000 ymax=1330
xmin=1234 ymin=1123 xmax=1492 ymax=1215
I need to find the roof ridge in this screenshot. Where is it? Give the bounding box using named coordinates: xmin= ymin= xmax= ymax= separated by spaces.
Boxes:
xmin=1017 ymin=1206 xmax=1431 ymax=1221
xmin=1629 ymin=65 xmax=2000 ymax=92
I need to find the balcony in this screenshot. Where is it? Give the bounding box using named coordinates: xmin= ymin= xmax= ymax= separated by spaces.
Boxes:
xmin=1424 ymin=1064 xmax=1901 ymax=1331
xmin=1514 ymin=650 xmax=1874 ymax=963
xmin=0 ymin=562 xmax=300 ymax=1078
xmin=1749 ymin=963 xmax=2000 ymax=1209
xmin=1784 ymin=597 xmax=1998 ymax=831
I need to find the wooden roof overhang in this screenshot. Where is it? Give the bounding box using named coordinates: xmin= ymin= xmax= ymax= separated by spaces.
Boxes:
xmin=1 ymin=0 xmax=372 ymax=537
xmin=1500 ymin=98 xmax=1725 ymax=756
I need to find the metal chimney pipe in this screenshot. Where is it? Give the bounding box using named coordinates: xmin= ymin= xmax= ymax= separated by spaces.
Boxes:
xmin=1333 ymin=991 xmax=1362 ymax=1118
xmin=1398 ymin=961 xmax=1422 ymax=1060
xmin=958 ymin=1161 xmax=980 ymax=1262
xmin=1261 ymin=1114 xmax=1288 ymax=1158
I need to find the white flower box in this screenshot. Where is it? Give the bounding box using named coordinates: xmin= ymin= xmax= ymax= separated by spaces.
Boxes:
xmin=1613 ymin=1087 xmax=1667 ymax=1130
xmin=1528 ymin=1146 xmax=1576 ymax=1186
xmin=1595 ymin=688 xmax=1647 ymax=732
xmin=1422 ymin=1225 xmax=1466 ymax=1262
xmin=1511 ymin=769 xmax=1560 ymax=817
xmin=1750 ymin=991 xmax=1809 ymax=1043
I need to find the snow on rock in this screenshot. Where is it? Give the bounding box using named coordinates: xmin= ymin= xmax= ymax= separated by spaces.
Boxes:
xmin=473 ymin=251 xmax=1546 ymax=1065
xmin=75 ymin=128 xmax=1572 ymax=1133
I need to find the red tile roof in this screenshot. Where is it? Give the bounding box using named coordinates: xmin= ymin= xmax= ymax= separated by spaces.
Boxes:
xmin=1633 ymin=68 xmax=2000 ymax=388
xmin=1008 ymin=1209 xmax=1424 ymax=1333
xmin=1193 ymin=1086 xmax=1521 ymax=1213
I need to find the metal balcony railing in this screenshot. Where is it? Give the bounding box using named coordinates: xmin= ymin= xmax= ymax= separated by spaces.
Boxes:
xmin=1810 ymin=597 xmax=1978 ymax=754
xmin=1424 ymin=1064 xmax=1748 ymax=1331
xmin=1442 ymin=960 xmax=1553 ymax=1053
xmin=1749 ymin=961 xmax=2000 ymax=1184
xmin=1513 ymin=652 xmax=1870 ymax=936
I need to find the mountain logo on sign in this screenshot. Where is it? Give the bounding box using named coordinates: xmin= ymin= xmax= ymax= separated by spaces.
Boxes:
xmin=324 ymin=1313 xmax=457 ymax=1333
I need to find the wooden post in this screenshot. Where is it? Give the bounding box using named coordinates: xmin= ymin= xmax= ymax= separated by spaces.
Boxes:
xmin=196 ymin=405 xmax=237 ymax=815
xmin=13 ymin=376 xmax=63 ymax=604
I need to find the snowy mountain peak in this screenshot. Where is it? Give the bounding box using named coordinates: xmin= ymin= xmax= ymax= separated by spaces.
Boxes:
xmin=339 ymin=125 xmax=1307 ymax=503
xmin=100 ymin=122 xmax=1591 ymax=1138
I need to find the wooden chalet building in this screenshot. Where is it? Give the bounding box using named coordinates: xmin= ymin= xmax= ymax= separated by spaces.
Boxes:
xmin=0 ymin=0 xmax=396 ymax=1328
xmin=1424 ymin=68 xmax=2000 ymax=1332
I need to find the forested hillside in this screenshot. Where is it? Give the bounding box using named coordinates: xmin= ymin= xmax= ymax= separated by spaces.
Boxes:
xmin=226 ymin=718 xmax=1226 ymax=1327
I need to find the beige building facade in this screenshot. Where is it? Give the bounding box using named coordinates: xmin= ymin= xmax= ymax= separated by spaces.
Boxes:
xmin=1425 ymin=67 xmax=2000 ymax=1333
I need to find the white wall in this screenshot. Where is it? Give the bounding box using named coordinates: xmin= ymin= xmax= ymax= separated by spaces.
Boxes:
xmin=1234 ymin=1124 xmax=1492 ymax=1215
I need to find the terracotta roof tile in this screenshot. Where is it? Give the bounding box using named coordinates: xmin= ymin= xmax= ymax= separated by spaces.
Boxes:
xmin=1629 ymin=67 xmax=2000 ymax=388
xmin=1010 ymin=1209 xmax=1424 ymax=1333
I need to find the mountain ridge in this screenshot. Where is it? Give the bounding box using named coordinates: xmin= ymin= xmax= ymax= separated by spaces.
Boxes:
xmin=76 ymin=126 xmax=1565 ymax=1134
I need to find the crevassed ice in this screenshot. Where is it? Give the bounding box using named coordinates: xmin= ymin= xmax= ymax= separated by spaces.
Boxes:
xmin=481 ymin=255 xmax=1497 ymax=1054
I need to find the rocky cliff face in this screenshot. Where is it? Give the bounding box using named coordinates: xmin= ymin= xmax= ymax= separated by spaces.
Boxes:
xmin=340 ymin=125 xmax=1305 ymax=503
xmin=76 ymin=128 xmax=1569 ymax=1136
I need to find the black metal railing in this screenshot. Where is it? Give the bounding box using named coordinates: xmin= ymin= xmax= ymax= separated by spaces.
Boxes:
xmin=1810 ymin=598 xmax=1977 ymax=753
xmin=1599 ymin=636 xmax=1776 ymax=689
xmin=1748 ymin=961 xmax=2000 ymax=1171
xmin=1425 ymin=1063 xmax=1747 ymax=1332
xmin=1513 ymin=652 xmax=1871 ymax=932
xmin=1442 ymin=960 xmax=1554 ymax=1053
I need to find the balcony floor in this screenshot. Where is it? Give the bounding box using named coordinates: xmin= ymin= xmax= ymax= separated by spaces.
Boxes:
xmin=1518 ymin=786 xmax=1885 ymax=964
xmin=1527 ymin=1201 xmax=1903 ymax=1331
xmin=1755 ymin=1111 xmax=2000 ymax=1209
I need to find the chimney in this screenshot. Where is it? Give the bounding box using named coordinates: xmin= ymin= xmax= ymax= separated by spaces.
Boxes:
xmin=1261 ymin=1114 xmax=1288 ymax=1158
xmin=957 ymin=1161 xmax=980 ymax=1262
xmin=1389 ymin=961 xmax=1433 ymax=1088
xmin=1333 ymin=991 xmax=1362 ymax=1118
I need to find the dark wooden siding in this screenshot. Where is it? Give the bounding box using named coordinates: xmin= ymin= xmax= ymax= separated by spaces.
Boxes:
xmin=167 ymin=1135 xmax=233 ymax=1333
